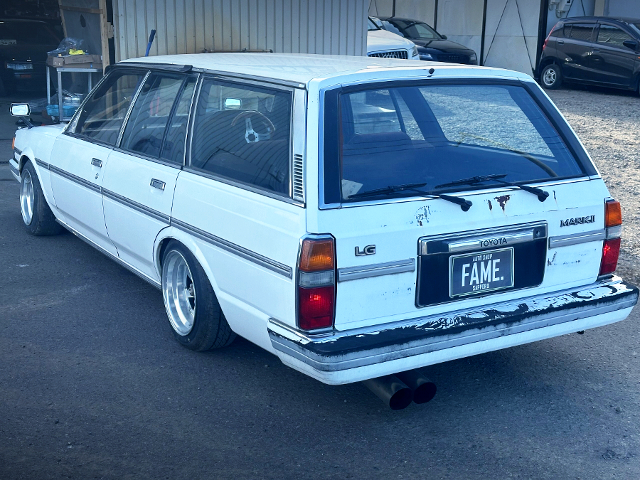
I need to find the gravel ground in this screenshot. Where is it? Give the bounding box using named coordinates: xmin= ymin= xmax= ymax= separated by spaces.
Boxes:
xmin=547 ymin=87 xmax=640 ymax=285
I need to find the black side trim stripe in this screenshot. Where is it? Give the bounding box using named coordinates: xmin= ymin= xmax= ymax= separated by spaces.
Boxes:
xmin=171 ymin=218 xmax=293 ymax=279
xmin=48 ymin=164 xmax=292 ymax=279
xmin=14 ymin=147 xmax=22 ymax=155
xmin=102 ymin=188 xmax=170 ymax=224
xmin=35 ymin=158 xmax=50 ymax=169
xmin=50 ymin=164 xmax=101 ymax=193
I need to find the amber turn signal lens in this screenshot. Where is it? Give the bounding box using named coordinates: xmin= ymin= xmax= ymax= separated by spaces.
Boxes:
xmin=12 ymin=137 xmax=15 ymax=150
xmin=605 ymin=200 xmax=622 ymax=227
xmin=299 ymin=238 xmax=335 ymax=272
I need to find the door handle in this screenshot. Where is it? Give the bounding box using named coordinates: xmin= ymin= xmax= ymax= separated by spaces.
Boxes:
xmin=150 ymin=178 xmax=166 ymax=191
xmin=91 ymin=158 xmax=103 ymax=168
xmin=557 ymin=40 xmax=564 ymax=44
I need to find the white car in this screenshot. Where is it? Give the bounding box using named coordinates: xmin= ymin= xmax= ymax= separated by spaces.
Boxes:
xmin=367 ymin=17 xmax=419 ymax=60
xmin=9 ymin=53 xmax=637 ymax=410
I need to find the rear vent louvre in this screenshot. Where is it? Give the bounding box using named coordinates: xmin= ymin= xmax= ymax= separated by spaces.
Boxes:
xmin=293 ymin=154 xmax=304 ymax=203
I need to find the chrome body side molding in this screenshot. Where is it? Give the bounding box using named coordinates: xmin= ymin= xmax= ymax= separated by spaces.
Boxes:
xmin=338 ymin=258 xmax=415 ymax=282
xmin=56 ymin=219 xmax=161 ymax=289
xmin=548 ymin=229 xmax=606 ymax=249
xmin=50 ymin=164 xmax=101 ymax=193
xmin=170 ymin=218 xmax=293 ymax=279
xmin=102 ymin=188 xmax=171 ymax=224
xmin=35 ymin=158 xmax=50 ymax=169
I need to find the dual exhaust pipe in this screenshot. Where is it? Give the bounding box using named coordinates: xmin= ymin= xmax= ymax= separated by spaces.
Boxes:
xmin=362 ymin=369 xmax=437 ymax=410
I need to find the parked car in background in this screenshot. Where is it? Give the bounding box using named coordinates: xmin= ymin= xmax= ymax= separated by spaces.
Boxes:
xmin=9 ymin=53 xmax=637 ymax=409
xmin=538 ymin=16 xmax=640 ymax=92
xmin=367 ymin=17 xmax=419 ymax=60
xmin=0 ymin=18 xmax=62 ymax=96
xmin=372 ymin=16 xmax=477 ymax=64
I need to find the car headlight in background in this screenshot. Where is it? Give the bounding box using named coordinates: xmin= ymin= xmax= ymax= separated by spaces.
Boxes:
xmin=470 ymin=53 xmax=477 ymax=64
xmin=411 ymin=46 xmax=419 ymax=58
xmin=419 ymin=53 xmax=434 ymax=61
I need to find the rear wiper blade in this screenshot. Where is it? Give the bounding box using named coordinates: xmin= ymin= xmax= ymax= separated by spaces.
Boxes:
xmin=348 ymin=182 xmax=427 ymax=199
xmin=349 ymin=183 xmax=472 ymax=211
xmin=436 ymin=174 xmax=549 ymax=202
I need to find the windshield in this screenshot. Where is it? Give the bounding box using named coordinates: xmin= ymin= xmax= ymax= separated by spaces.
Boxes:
xmin=386 ymin=19 xmax=441 ymax=40
xmin=0 ymin=20 xmax=60 ymax=45
xmin=328 ymin=83 xmax=584 ymax=202
xmin=367 ymin=18 xmax=380 ymax=31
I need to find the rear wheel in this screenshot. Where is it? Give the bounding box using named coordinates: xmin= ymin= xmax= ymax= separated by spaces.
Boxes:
xmin=541 ymin=64 xmax=562 ymax=90
xmin=20 ymin=160 xmax=63 ymax=236
xmin=161 ymin=241 xmax=235 ymax=351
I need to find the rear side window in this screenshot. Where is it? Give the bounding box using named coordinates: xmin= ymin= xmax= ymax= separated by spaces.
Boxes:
xmin=568 ymin=23 xmax=594 ymax=42
xmin=597 ymin=25 xmax=634 ymax=48
xmin=329 ymin=83 xmax=584 ymax=202
xmin=72 ymin=71 xmax=145 ymax=145
xmin=190 ymin=78 xmax=292 ymax=196
xmin=120 ymin=73 xmax=184 ymax=158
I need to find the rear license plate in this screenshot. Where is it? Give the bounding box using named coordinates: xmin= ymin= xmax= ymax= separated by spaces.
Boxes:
xmin=449 ymin=247 xmax=514 ymax=297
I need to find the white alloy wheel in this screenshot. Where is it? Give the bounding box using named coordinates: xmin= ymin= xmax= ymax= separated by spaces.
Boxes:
xmin=162 ymin=250 xmax=197 ymax=336
xmin=20 ymin=167 xmax=34 ymax=225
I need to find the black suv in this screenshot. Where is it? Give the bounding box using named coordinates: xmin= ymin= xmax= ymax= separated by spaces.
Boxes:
xmin=538 ymin=16 xmax=640 ymax=92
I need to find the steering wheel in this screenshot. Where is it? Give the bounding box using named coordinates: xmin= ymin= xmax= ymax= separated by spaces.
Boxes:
xmin=230 ymin=110 xmax=276 ymax=143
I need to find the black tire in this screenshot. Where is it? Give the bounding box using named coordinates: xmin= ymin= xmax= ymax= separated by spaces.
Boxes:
xmin=161 ymin=241 xmax=236 ymax=351
xmin=541 ymin=64 xmax=562 ymax=90
xmin=20 ymin=160 xmax=63 ymax=236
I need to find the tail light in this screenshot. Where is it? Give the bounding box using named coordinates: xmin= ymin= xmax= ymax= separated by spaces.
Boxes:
xmin=542 ymin=25 xmax=557 ymax=51
xmin=297 ymin=236 xmax=336 ymax=331
xmin=600 ymin=200 xmax=622 ymax=276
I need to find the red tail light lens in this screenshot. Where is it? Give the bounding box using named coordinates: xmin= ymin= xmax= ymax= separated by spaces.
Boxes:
xmin=542 ymin=25 xmax=556 ymax=51
xmin=600 ymin=238 xmax=621 ymax=275
xmin=600 ymin=199 xmax=622 ymax=276
xmin=297 ymin=236 xmax=336 ymax=331
xmin=298 ymin=286 xmax=335 ymax=330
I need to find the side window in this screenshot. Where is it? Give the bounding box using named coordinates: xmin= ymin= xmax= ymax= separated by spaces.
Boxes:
xmin=597 ymin=25 xmax=634 ymax=48
xmin=73 ymin=71 xmax=145 ymax=145
xmin=120 ymin=73 xmax=184 ymax=158
xmin=568 ymin=23 xmax=594 ymax=42
xmin=160 ymin=77 xmax=197 ymax=164
xmin=190 ymin=78 xmax=292 ymax=195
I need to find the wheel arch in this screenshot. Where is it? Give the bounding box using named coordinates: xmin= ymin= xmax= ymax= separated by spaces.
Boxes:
xmin=154 ymin=227 xmax=223 ymax=296
xmin=539 ymin=58 xmax=560 ymax=75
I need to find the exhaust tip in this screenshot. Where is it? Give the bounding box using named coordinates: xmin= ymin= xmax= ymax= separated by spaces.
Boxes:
xmin=396 ymin=369 xmax=437 ymax=404
xmin=389 ymin=386 xmax=413 ymax=410
xmin=363 ymin=375 xmax=413 ymax=410
xmin=412 ymin=381 xmax=437 ymax=404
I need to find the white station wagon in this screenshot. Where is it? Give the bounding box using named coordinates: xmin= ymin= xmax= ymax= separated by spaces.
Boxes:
xmin=10 ymin=53 xmax=638 ymax=409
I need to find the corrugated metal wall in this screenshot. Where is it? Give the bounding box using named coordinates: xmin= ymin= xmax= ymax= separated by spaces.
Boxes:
xmin=112 ymin=0 xmax=368 ymax=61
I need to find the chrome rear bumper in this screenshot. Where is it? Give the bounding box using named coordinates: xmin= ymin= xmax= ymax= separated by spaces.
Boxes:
xmin=268 ymin=276 xmax=638 ymax=384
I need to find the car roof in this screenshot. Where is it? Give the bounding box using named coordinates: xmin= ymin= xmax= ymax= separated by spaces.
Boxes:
xmin=377 ymin=17 xmax=429 ymax=24
xmin=561 ymin=16 xmax=640 ymax=25
xmin=121 ymin=53 xmax=527 ymax=87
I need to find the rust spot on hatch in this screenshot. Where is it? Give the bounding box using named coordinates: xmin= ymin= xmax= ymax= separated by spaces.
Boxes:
xmin=488 ymin=200 xmax=493 ymax=211
xmin=415 ymin=206 xmax=431 ymax=227
xmin=495 ymin=195 xmax=510 ymax=211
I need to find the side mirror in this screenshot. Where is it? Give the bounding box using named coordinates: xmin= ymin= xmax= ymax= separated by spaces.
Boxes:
xmin=623 ymin=39 xmax=638 ymax=50
xmin=11 ymin=103 xmax=31 ymax=117
xmin=440 ymin=34 xmax=447 ymax=40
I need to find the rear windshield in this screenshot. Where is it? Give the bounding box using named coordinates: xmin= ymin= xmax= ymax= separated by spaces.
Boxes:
xmin=328 ymin=83 xmax=584 ymax=202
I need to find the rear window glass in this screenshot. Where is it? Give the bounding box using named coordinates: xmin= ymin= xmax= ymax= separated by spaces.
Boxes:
xmin=0 ymin=21 xmax=60 ymax=45
xmin=330 ymin=83 xmax=583 ymax=202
